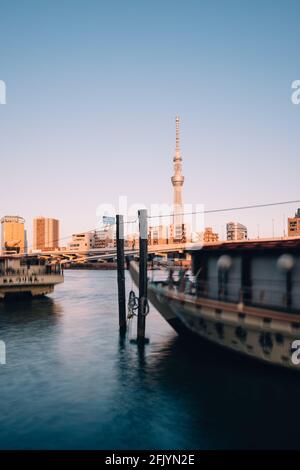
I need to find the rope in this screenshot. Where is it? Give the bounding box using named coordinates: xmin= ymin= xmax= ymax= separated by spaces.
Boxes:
xmin=140 ymin=297 xmax=150 ymax=316
xmin=127 ymin=290 xmax=150 ymax=319
xmin=127 ymin=290 xmax=139 ymax=319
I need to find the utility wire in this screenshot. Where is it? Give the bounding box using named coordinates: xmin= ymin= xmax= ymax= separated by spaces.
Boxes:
xmin=147 ymin=199 xmax=300 ymax=219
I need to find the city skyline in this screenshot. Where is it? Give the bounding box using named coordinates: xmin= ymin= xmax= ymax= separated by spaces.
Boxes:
xmin=1 ymin=1 xmax=300 ymax=242
xmin=1 ymin=108 xmax=300 ymax=251
xmin=2 ymin=204 xmax=300 ymax=253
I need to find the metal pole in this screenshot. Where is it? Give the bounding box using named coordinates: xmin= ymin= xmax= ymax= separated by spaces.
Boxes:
xmin=116 ymin=215 xmax=126 ymax=334
xmin=137 ymin=209 xmax=148 ymax=343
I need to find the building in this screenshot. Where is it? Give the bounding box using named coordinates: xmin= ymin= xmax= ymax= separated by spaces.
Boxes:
xmin=226 ymin=222 xmax=247 ymax=241
xmin=288 ymin=209 xmax=300 ymax=237
xmin=24 ymin=229 xmax=28 ymax=253
xmin=203 ymin=227 xmax=219 ymax=243
xmin=125 ymin=232 xmax=139 ymax=250
xmin=67 ymin=230 xmax=116 ymax=251
xmin=171 ymin=116 xmax=185 ymax=241
xmin=1 ymin=216 xmax=25 ymax=253
xmin=95 ymin=227 xmax=116 ymax=248
xmin=168 ymin=223 xmax=190 ymax=244
xmin=33 ymin=217 xmax=60 ymax=251
xmin=148 ymin=225 xmax=169 ymax=246
xmin=67 ymin=232 xmax=95 ymax=252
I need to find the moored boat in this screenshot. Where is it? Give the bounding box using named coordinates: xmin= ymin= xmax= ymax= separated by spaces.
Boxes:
xmin=130 ymin=238 xmax=300 ymax=370
xmin=0 ymin=255 xmax=64 ymax=300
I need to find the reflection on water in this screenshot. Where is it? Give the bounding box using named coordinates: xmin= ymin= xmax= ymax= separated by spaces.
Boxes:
xmin=0 ymin=296 xmax=62 ymax=322
xmin=0 ymin=270 xmax=299 ymax=449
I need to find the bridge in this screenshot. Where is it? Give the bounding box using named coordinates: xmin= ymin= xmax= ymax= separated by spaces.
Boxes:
xmin=32 ymin=242 xmax=198 ymax=264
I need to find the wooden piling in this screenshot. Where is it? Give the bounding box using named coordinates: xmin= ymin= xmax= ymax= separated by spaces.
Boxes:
xmin=116 ymin=214 xmax=126 ymax=334
xmin=137 ymin=209 xmax=148 ymax=343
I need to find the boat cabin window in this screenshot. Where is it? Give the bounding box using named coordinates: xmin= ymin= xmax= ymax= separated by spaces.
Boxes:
xmin=204 ymin=255 xmax=241 ymax=303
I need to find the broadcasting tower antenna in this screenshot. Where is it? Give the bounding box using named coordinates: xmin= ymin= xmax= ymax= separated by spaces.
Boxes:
xmin=171 ymin=116 xmax=184 ymax=233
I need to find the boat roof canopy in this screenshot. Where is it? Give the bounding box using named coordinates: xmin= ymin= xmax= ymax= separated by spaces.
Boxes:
xmin=189 ymin=237 xmax=300 ymax=255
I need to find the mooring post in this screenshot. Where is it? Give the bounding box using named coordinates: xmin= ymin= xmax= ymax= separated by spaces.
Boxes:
xmin=137 ymin=209 xmax=148 ymax=343
xmin=116 ymin=214 xmax=126 ymax=334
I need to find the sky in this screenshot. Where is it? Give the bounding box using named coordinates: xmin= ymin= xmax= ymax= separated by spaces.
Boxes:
xmin=0 ymin=0 xmax=300 ymax=244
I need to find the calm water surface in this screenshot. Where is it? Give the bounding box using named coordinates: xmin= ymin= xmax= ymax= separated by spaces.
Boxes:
xmin=0 ymin=270 xmax=300 ymax=449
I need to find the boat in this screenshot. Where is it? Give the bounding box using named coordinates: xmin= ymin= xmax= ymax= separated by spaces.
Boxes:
xmin=130 ymin=238 xmax=300 ymax=370
xmin=0 ymin=254 xmax=64 ymax=300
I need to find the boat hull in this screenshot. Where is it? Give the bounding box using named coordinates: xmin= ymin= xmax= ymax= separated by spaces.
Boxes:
xmin=0 ymin=275 xmax=64 ymax=300
xmin=161 ymin=288 xmax=300 ymax=370
xmin=130 ymin=260 xmax=300 ymax=369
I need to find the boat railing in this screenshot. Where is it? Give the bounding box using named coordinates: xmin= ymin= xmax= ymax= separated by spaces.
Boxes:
xmin=164 ymin=275 xmax=300 ymax=314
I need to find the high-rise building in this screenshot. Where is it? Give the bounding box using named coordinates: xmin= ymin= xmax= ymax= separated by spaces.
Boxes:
xmin=288 ymin=209 xmax=300 ymax=237
xmin=24 ymin=230 xmax=28 ymax=254
xmin=1 ymin=216 xmax=25 ymax=253
xmin=171 ymin=116 xmax=185 ymax=240
xmin=226 ymin=222 xmax=248 ymax=241
xmin=33 ymin=217 xmax=59 ymax=251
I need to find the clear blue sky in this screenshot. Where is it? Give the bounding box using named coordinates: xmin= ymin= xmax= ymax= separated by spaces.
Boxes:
xmin=0 ymin=0 xmax=300 ymax=243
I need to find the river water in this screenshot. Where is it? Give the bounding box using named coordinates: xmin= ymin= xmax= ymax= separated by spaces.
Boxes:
xmin=0 ymin=270 xmax=300 ymax=450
